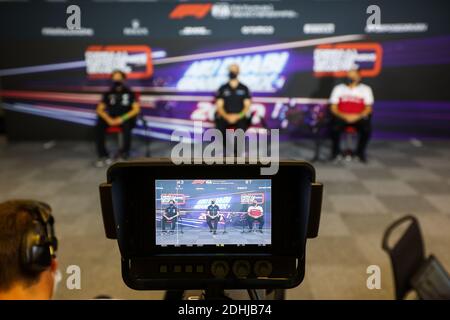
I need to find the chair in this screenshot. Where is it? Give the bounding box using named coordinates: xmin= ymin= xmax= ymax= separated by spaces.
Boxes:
xmin=341 ymin=126 xmax=357 ymax=160
xmin=242 ymin=216 xmax=262 ymax=233
xmin=382 ymin=215 xmax=426 ymax=299
xmin=105 ymin=126 xmax=123 ymax=158
xmin=250 ymin=219 xmax=262 ymax=232
xmin=161 ymin=217 xmax=175 ymax=233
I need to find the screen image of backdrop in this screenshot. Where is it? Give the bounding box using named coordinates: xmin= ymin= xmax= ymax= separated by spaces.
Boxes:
xmin=155 ymin=179 xmax=272 ymax=247
xmin=1 ymin=0 xmax=450 ymax=140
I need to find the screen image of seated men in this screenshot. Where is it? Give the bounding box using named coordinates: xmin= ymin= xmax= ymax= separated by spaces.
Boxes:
xmin=155 ymin=179 xmax=271 ymax=247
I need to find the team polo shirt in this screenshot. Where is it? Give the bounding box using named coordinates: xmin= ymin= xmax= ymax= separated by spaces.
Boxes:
xmin=165 ymin=205 xmax=178 ymax=218
xmin=102 ymin=86 xmax=136 ymax=117
xmin=216 ymin=82 xmax=251 ymax=114
xmin=206 ymin=204 xmax=220 ymax=218
xmin=247 ymin=205 xmax=263 ymax=218
xmin=329 ymin=83 xmax=374 ymax=114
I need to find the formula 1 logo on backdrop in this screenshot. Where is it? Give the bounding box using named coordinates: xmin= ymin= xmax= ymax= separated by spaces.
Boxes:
xmin=313 ymin=43 xmax=383 ymax=77
xmin=169 ymin=3 xmax=298 ymax=20
xmin=169 ymin=4 xmax=213 ymax=19
xmin=85 ymin=45 xmax=153 ymax=79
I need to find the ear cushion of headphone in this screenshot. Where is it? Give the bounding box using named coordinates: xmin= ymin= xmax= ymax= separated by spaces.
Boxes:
xmin=21 ymin=221 xmax=52 ymax=273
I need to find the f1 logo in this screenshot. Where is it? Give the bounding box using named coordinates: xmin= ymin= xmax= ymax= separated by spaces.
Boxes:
xmin=169 ymin=4 xmax=212 ymax=19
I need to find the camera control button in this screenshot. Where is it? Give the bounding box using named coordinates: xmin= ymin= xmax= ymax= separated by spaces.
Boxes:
xmin=196 ymin=265 xmax=204 ymax=273
xmin=232 ymin=260 xmax=251 ymax=278
xmin=174 ymin=265 xmax=182 ymax=273
xmin=211 ymin=261 xmax=229 ymax=278
xmin=254 ymin=260 xmax=273 ymax=277
xmin=159 ymin=265 xmax=168 ymax=273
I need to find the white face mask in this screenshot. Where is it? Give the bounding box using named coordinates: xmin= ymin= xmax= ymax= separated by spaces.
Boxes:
xmin=51 ymin=269 xmax=62 ymax=299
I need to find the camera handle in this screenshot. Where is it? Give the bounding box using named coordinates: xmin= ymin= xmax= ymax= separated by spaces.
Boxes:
xmin=164 ymin=287 xmax=262 ymax=300
xmin=204 ymin=286 xmax=232 ymax=300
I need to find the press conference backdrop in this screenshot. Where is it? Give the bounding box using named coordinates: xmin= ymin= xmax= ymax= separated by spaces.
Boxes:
xmin=0 ymin=0 xmax=449 ymax=141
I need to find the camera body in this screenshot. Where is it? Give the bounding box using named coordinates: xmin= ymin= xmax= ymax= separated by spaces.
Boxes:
xmin=99 ymin=159 xmax=322 ymax=290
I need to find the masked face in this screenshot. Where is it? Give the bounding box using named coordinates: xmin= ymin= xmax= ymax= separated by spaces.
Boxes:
xmin=346 ymin=70 xmax=360 ymax=86
xmin=211 ymin=201 xmax=215 ymax=205
xmin=228 ymin=64 xmax=239 ymax=80
xmin=112 ymin=80 xmax=124 ymax=91
xmin=111 ymin=72 xmax=125 ymax=90
xmin=228 ymin=71 xmax=238 ymax=79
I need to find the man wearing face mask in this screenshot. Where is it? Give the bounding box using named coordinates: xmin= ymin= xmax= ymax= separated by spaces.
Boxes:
xmin=162 ymin=200 xmax=179 ymax=234
xmin=95 ymin=70 xmax=141 ymax=167
xmin=0 ymin=200 xmax=60 ymax=300
xmin=246 ymin=200 xmax=264 ymax=233
xmin=206 ymin=200 xmax=220 ymax=235
xmin=329 ymin=69 xmax=374 ymax=162
xmin=215 ymin=64 xmax=252 ymax=154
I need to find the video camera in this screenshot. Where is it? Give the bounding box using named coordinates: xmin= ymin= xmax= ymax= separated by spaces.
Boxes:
xmin=99 ymin=159 xmax=322 ymax=291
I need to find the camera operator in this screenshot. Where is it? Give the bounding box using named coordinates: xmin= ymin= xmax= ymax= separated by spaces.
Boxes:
xmin=0 ymin=200 xmax=59 ymax=300
xmin=162 ymin=200 xmax=178 ymax=234
xmin=206 ymin=200 xmax=220 ymax=235
xmin=247 ymin=200 xmax=264 ymax=233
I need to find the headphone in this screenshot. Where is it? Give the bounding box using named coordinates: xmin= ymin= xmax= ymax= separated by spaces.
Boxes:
xmin=20 ymin=202 xmax=58 ymax=274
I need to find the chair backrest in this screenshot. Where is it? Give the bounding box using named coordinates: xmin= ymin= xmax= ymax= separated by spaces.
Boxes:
xmin=382 ymin=215 xmax=426 ymax=300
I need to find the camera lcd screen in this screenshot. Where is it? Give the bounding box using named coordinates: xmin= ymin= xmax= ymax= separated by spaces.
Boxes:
xmin=155 ymin=179 xmax=272 ymax=247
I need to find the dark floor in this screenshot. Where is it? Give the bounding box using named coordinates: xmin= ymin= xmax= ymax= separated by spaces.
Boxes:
xmin=0 ymin=137 xmax=449 ymax=299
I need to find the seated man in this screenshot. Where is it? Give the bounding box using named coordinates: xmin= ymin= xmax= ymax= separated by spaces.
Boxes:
xmin=0 ymin=200 xmax=59 ymax=300
xmin=215 ymin=64 xmax=252 ymax=155
xmin=246 ymin=200 xmax=264 ymax=233
xmin=206 ymin=200 xmax=220 ymax=235
xmin=95 ymin=70 xmax=140 ymax=167
xmin=329 ymin=69 xmax=374 ymax=162
xmin=162 ymin=200 xmax=178 ymax=234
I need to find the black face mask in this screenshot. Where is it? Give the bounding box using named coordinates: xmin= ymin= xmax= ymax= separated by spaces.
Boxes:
xmin=346 ymin=78 xmax=359 ymax=86
xmin=113 ymin=81 xmax=124 ymax=90
xmin=228 ymin=72 xmax=238 ymax=79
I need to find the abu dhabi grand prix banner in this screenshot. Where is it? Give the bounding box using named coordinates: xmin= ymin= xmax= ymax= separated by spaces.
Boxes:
xmin=0 ymin=0 xmax=449 ymax=141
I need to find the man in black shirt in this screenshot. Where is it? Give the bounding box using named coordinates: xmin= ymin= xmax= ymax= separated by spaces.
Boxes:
xmin=95 ymin=70 xmax=140 ymax=167
xmin=206 ymin=200 xmax=220 ymax=234
xmin=162 ymin=200 xmax=179 ymax=234
xmin=215 ymin=64 xmax=252 ymax=153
